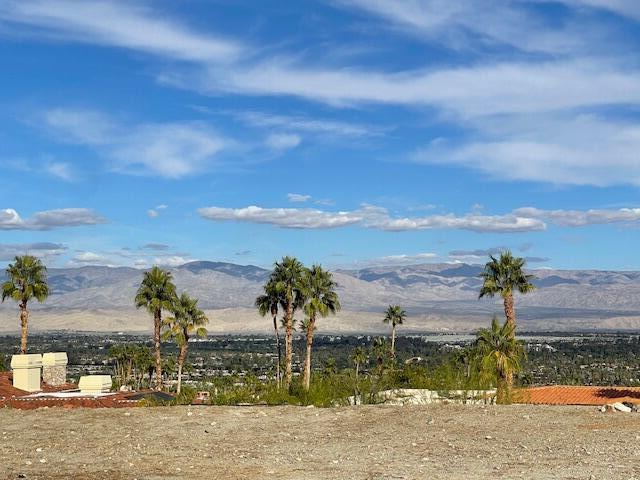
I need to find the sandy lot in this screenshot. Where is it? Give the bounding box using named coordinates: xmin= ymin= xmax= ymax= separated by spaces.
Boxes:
xmin=1 ymin=404 xmax=639 ymax=480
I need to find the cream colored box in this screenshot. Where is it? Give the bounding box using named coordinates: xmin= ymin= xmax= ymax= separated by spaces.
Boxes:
xmin=42 ymin=352 xmax=68 ymax=366
xmin=78 ymin=375 xmax=112 ymax=394
xmin=11 ymin=354 xmax=43 ymax=392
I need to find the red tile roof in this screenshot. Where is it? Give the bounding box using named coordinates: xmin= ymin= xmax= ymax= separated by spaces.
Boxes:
xmin=517 ymin=386 xmax=640 ymax=406
xmin=0 ymin=372 xmax=140 ymax=409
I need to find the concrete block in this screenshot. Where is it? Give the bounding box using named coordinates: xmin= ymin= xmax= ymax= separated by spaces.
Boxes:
xmin=79 ymin=375 xmax=112 ymax=394
xmin=11 ymin=354 xmax=43 ymax=392
xmin=612 ymin=402 xmax=632 ymax=413
xmin=42 ymin=352 xmax=68 ymax=386
xmin=42 ymin=352 xmax=68 ymax=367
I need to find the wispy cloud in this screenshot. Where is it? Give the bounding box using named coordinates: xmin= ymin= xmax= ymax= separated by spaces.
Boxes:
xmin=0 ymin=242 xmax=67 ymax=261
xmin=142 ymin=243 xmax=170 ymax=251
xmin=42 ymin=108 xmax=226 ymax=178
xmin=287 ymin=193 xmax=312 ymax=203
xmin=0 ymin=208 xmax=106 ymax=230
xmin=265 ymin=133 xmax=301 ymax=151
xmin=44 ymin=162 xmax=75 ymax=181
xmin=232 ymin=111 xmax=379 ymax=137
xmin=413 ymin=113 xmax=640 ymax=186
xmin=556 ymin=0 xmax=640 ymax=21
xmin=147 ymin=204 xmax=168 ymax=219
xmin=449 ymin=247 xmax=506 ymax=258
xmin=7 ymin=0 xmax=640 ymax=189
xmin=331 ymin=0 xmax=608 ymax=55
xmin=375 ymin=252 xmax=438 ymax=264
xmin=0 ymin=0 xmax=242 ymax=63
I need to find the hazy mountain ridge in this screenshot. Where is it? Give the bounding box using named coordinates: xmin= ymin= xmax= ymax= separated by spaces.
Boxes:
xmin=1 ymin=261 xmax=640 ymax=332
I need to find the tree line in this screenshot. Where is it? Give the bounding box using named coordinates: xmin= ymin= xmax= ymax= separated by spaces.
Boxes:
xmin=1 ymin=250 xmax=535 ymax=403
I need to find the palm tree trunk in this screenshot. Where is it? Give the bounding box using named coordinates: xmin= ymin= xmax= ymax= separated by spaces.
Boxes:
xmin=154 ymin=310 xmax=162 ymax=390
xmin=391 ymin=324 xmax=396 ymax=358
xmin=503 ymin=294 xmax=516 ymax=336
xmin=503 ymin=293 xmax=516 ymax=389
xmin=273 ymin=314 xmax=282 ymax=388
xmin=19 ymin=302 xmax=28 ymax=354
xmin=177 ymin=343 xmax=188 ymax=395
xmin=284 ymin=301 xmax=293 ymax=389
xmin=303 ymin=317 xmax=315 ymax=391
xmin=496 ymin=370 xmax=510 ymax=404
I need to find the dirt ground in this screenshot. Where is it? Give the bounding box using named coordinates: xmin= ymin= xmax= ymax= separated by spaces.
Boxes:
xmin=1 ymin=404 xmax=639 ymax=480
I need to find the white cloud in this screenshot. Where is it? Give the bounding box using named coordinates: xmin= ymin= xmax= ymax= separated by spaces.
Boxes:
xmin=198 ymin=203 xmax=640 ymax=232
xmin=513 ymin=207 xmax=640 ymax=227
xmin=0 ymin=242 xmax=67 ymax=261
xmin=198 ymin=205 xmax=362 ymax=229
xmin=0 ymin=208 xmax=106 ymax=230
xmin=42 ymin=108 xmax=226 ymax=178
xmin=376 ymin=252 xmax=438 ymax=264
xmin=265 ymin=133 xmax=301 ymax=151
xmin=154 ymin=256 xmax=191 ymax=267
xmin=198 ymin=204 xmax=545 ymax=232
xmin=147 ymin=205 xmax=168 ymax=218
xmin=287 ymin=193 xmax=312 ymax=203
xmin=68 ymin=251 xmax=114 ymax=267
xmin=0 ymin=0 xmax=241 ymax=63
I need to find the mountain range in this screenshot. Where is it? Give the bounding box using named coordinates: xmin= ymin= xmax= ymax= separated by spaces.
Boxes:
xmin=1 ymin=261 xmax=640 ymax=333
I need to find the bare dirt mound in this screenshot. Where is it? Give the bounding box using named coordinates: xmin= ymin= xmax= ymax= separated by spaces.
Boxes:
xmin=1 ymin=404 xmax=639 ymax=479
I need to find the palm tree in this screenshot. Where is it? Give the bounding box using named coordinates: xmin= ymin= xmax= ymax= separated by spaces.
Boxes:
xmin=163 ymin=293 xmax=208 ymax=394
xmin=479 ymin=250 xmax=535 ymax=338
xmin=1 ymin=255 xmax=49 ymax=354
xmin=475 ymin=317 xmax=524 ymax=404
xmin=255 ymin=280 xmax=283 ymax=388
xmin=371 ymin=337 xmax=389 ymax=375
xmin=270 ymin=256 xmax=307 ymax=389
xmin=301 ymin=265 xmax=341 ymax=391
xmin=383 ymin=305 xmax=406 ymax=358
xmin=352 ymin=346 xmax=367 ymax=385
xmin=134 ymin=266 xmax=176 ymax=390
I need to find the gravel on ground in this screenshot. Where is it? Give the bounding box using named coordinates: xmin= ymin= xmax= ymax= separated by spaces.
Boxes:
xmin=1 ymin=404 xmax=639 ymax=480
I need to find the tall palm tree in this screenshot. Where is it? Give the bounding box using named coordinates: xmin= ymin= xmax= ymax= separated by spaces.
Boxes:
xmin=163 ymin=293 xmax=208 ymax=394
xmin=302 ymin=265 xmax=341 ymax=391
xmin=383 ymin=305 xmax=406 ymax=358
xmin=1 ymin=255 xmax=49 ymax=354
xmin=270 ymin=256 xmax=307 ymax=389
xmin=255 ymin=280 xmax=283 ymax=388
xmin=134 ymin=266 xmax=176 ymax=390
xmin=475 ymin=317 xmax=524 ymax=404
xmin=479 ymin=250 xmax=535 ymax=338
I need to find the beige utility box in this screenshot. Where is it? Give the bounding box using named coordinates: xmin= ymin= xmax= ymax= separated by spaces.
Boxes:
xmin=78 ymin=375 xmax=112 ymax=394
xmin=42 ymin=352 xmax=68 ymax=386
xmin=11 ymin=354 xmax=43 ymax=392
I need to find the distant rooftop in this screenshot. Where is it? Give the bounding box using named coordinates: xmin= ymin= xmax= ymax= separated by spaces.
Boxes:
xmin=519 ymin=386 xmax=640 ymax=406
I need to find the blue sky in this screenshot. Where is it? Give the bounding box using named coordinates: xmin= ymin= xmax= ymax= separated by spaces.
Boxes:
xmin=0 ymin=0 xmax=639 ymax=270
